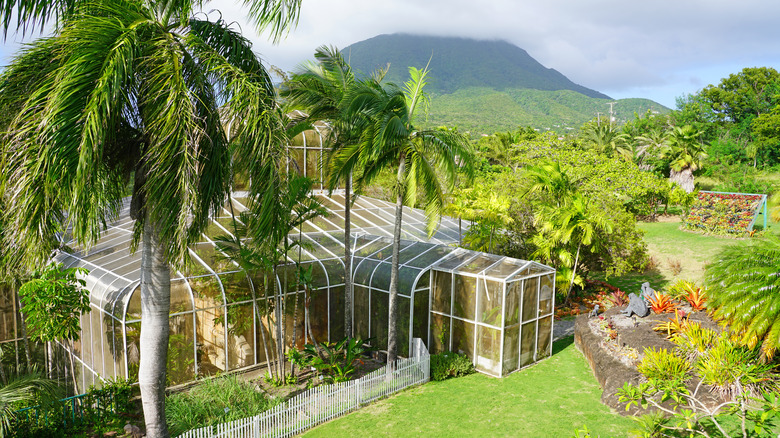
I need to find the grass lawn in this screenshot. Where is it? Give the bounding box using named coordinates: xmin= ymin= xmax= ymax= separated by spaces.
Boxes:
xmin=593 ymin=214 xmax=776 ymax=292
xmin=303 ymin=337 xmax=635 ymax=437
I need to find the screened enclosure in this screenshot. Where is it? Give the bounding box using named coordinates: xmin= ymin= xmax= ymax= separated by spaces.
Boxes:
xmin=350 ymin=235 xmax=556 ymax=377
xmin=1 ymin=128 xmax=555 ymax=389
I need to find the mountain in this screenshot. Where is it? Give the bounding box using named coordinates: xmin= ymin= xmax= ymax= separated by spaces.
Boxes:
xmin=344 ymin=34 xmax=609 ymax=98
xmin=341 ymin=34 xmax=669 ymax=134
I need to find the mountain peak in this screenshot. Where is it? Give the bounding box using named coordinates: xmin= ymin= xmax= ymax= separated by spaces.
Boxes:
xmin=342 ymin=33 xmax=611 ymax=99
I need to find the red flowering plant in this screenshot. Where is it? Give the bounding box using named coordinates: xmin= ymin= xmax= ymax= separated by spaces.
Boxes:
xmin=684 ymin=191 xmax=764 ymax=236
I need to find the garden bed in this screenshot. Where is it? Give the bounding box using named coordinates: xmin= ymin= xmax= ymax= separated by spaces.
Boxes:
xmin=574 ymin=306 xmax=722 ymax=415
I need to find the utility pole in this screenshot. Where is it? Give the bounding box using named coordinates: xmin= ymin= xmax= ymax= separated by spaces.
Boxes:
xmin=607 ymin=102 xmax=617 ymax=127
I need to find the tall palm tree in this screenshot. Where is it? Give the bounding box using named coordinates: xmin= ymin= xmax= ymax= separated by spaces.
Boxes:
xmin=663 ymin=125 xmax=707 ymax=193
xmin=281 ymin=46 xmax=361 ymax=339
xmin=0 ymin=1 xmax=298 ymax=435
xmin=705 ymin=236 xmax=780 ymax=359
xmin=335 ymin=66 xmax=474 ymax=363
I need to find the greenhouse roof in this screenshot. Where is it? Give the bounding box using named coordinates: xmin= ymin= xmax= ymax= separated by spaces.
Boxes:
xmin=55 ymin=192 xmax=468 ymax=306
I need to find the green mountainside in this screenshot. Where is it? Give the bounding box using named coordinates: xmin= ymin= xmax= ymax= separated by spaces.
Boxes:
xmin=342 ymin=34 xmax=669 ymax=135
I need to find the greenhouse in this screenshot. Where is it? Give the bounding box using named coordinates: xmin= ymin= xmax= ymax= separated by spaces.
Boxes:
xmin=0 ymin=130 xmax=556 ymax=389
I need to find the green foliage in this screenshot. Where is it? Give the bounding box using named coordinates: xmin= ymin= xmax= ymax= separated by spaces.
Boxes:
xmin=705 ymin=237 xmax=780 ymax=358
xmin=1 ymin=369 xmax=58 ymax=438
xmin=622 ymin=323 xmax=780 ymax=438
xmin=18 ymin=263 xmax=89 ymax=343
xmin=293 ymin=337 xmax=376 ymax=384
xmin=166 ymin=375 xmax=280 ymax=436
xmin=429 ymin=351 xmax=475 ymax=381
xmin=636 ymin=348 xmax=690 ymax=383
xmin=695 ymin=335 xmax=778 ymax=400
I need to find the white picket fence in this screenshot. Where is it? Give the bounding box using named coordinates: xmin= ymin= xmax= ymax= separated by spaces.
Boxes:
xmin=177 ymin=338 xmax=430 ymax=438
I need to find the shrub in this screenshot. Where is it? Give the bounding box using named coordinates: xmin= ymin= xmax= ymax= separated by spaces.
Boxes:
xmin=166 ymin=375 xmax=280 ymax=436
xmin=696 ymin=335 xmax=778 ymax=400
xmin=430 ymin=351 xmax=475 ymax=381
xmin=653 ymin=310 xmax=689 ymax=338
xmin=669 ymin=322 xmax=718 ymax=363
xmin=647 ymin=291 xmax=677 ymax=314
xmin=637 ymin=348 xmax=690 ymax=383
xmin=667 ymin=280 xmax=707 ymax=311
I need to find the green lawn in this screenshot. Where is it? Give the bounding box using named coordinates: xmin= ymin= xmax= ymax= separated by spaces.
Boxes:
xmin=304 ymin=337 xmax=634 ymax=437
xmin=635 ymin=218 xmax=772 ymax=285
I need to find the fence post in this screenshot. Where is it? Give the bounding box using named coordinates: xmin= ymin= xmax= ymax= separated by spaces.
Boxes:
xmin=253 ymin=414 xmax=260 ymax=438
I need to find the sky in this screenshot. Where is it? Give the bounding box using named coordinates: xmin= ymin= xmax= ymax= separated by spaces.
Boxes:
xmin=2 ymin=0 xmax=780 ymax=108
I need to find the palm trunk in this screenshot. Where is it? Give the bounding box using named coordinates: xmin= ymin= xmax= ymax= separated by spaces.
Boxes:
xmin=16 ymin=291 xmax=32 ymax=371
xmin=344 ymin=176 xmax=353 ymax=339
xmin=0 ymin=346 xmax=6 ymax=384
xmin=47 ymin=342 xmax=53 ymax=379
xmin=387 ymin=157 xmax=406 ymax=364
xmin=669 ymin=167 xmax=694 ymax=193
xmin=564 ymin=242 xmax=582 ymax=306
xmin=274 ymin=265 xmax=284 ymax=381
xmin=261 ymin=272 xmax=278 ymax=380
xmin=138 ymin=220 xmax=171 ymax=438
xmin=289 ymin=279 xmax=301 ymax=378
xmin=67 ymin=340 xmax=78 ymax=395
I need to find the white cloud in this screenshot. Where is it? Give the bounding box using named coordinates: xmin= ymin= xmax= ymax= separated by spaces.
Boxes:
xmin=3 ymin=0 xmax=780 ymax=107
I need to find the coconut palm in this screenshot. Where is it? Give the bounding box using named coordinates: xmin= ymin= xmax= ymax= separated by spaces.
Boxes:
xmin=0 ymin=1 xmax=297 ymax=435
xmin=334 ymin=66 xmax=474 ymax=362
xmin=662 ymin=125 xmax=707 ymax=193
xmin=282 ymin=46 xmax=361 ymax=339
xmin=705 ymin=237 xmax=780 ymax=359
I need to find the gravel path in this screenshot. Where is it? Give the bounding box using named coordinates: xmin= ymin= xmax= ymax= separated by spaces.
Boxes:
xmin=553 ymin=318 xmax=576 ymax=341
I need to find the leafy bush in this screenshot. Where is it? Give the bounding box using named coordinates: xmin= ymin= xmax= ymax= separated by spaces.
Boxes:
xmin=430 ymin=351 xmax=475 ymax=381
xmin=290 ymin=336 xmax=376 ymax=384
xmin=636 ymin=348 xmax=690 ymax=383
xmin=669 ymin=322 xmax=718 ymax=363
xmin=653 ymin=310 xmax=690 ymax=339
xmin=646 ymin=291 xmax=677 ymax=314
xmin=696 ymin=335 xmax=778 ymax=400
xmin=166 ymin=375 xmax=279 ymax=436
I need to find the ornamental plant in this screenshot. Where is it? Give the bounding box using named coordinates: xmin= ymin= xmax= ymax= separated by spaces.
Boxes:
xmin=647 ymin=291 xmax=677 ymax=314
xmin=684 ymin=191 xmax=764 ymax=236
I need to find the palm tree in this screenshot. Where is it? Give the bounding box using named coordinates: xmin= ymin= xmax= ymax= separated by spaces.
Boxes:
xmin=282 ymin=46 xmax=361 ymax=339
xmin=705 ymin=237 xmax=780 ymax=359
xmin=580 ymin=118 xmax=628 ymax=156
xmin=0 ymin=368 xmax=58 ymax=438
xmin=523 ymin=161 xmax=611 ymax=304
xmin=250 ymin=171 xmax=327 ymax=380
xmin=531 ymin=193 xmax=612 ymax=304
xmin=663 ymin=125 xmax=707 ymax=193
xmin=0 ymin=1 xmax=298 ymax=435
xmin=335 ymin=66 xmax=474 ymax=363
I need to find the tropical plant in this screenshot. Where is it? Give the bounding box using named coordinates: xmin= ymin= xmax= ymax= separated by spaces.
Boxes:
xmin=636 ymin=348 xmax=690 ymax=383
xmin=0 ymin=369 xmax=58 ymax=438
xmin=662 ymin=125 xmax=707 ymax=193
xmin=297 ymin=336 xmax=375 ymax=383
xmin=333 ymin=65 xmax=474 ymax=362
xmin=705 ymin=236 xmax=780 ymax=359
xmin=528 ymin=168 xmax=613 ymax=304
xmin=669 ymin=323 xmax=719 ymax=363
xmin=647 ymin=291 xmax=677 ymax=314
xmin=579 ymin=117 xmax=628 ymax=156
xmin=605 ymin=289 xmax=628 ymax=308
xmin=249 ymin=174 xmax=327 ymax=381
xmin=653 ymin=310 xmax=690 ymax=339
xmin=18 ymin=263 xmax=89 ymax=392
xmin=695 ymin=334 xmax=778 ymax=400
xmin=282 ymin=45 xmax=366 ymax=340
xmin=0 ymin=0 xmax=298 ymax=434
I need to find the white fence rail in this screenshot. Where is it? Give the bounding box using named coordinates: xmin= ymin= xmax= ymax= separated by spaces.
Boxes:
xmin=177 ymin=338 xmax=430 ymax=438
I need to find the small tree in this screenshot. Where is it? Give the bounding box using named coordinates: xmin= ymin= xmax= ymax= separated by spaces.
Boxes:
xmin=19 ymin=262 xmax=90 ymax=393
